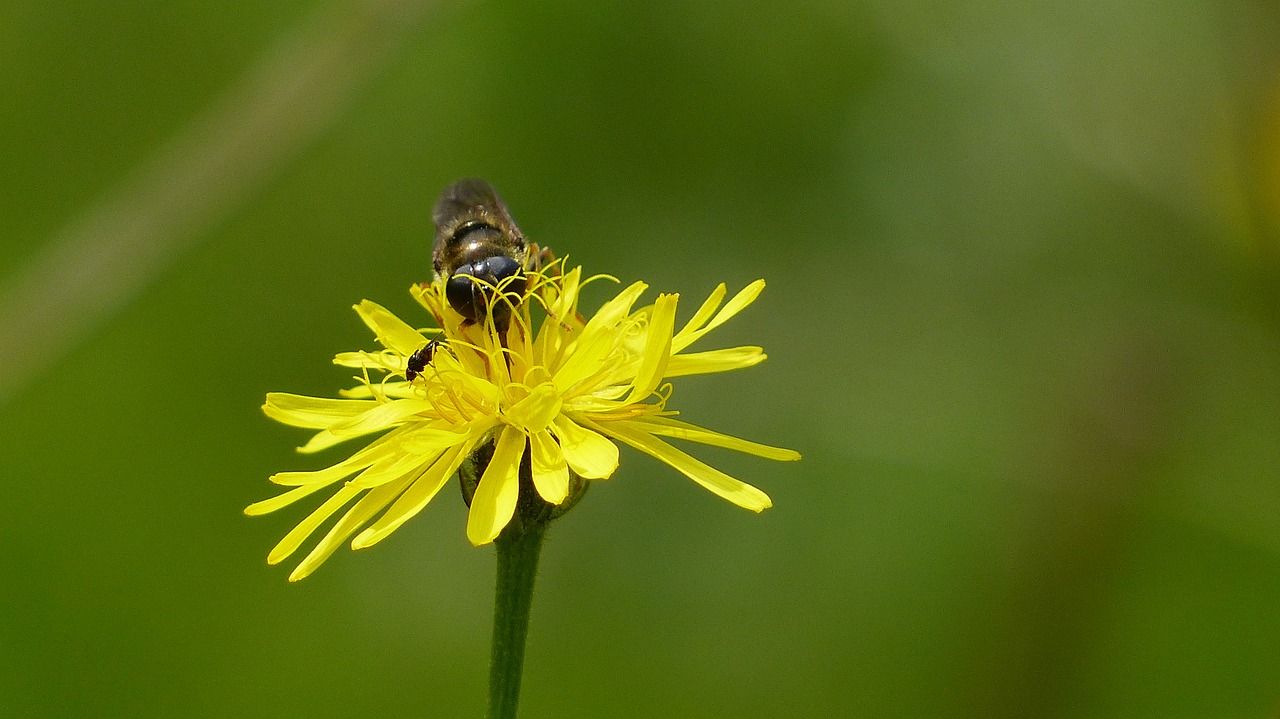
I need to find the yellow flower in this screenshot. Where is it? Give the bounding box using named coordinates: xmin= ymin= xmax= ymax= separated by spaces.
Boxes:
xmin=249 ymin=262 xmax=800 ymax=581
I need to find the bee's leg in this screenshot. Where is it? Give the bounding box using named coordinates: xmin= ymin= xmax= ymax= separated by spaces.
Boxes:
xmin=524 ymin=243 xmax=586 ymax=330
xmin=525 ymin=242 xmax=558 ymax=275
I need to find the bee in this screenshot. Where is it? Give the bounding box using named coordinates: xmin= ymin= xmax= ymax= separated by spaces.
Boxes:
xmin=431 ymin=178 xmax=551 ymax=331
xmin=407 ymin=179 xmax=554 ymax=377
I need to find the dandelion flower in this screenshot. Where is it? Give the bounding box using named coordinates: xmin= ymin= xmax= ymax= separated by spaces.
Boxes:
xmin=249 ymin=262 xmax=800 ymax=580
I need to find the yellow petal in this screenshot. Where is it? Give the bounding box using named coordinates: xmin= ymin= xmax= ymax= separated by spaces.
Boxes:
xmin=295 ymin=404 xmax=429 ymax=454
xmin=623 ymin=293 xmax=677 ymax=404
xmin=533 ymin=268 xmax=592 ymax=366
xmin=268 ymin=437 xmax=394 ymax=486
xmin=584 ymin=280 xmax=648 ymax=333
xmin=398 ymin=426 xmax=470 ymax=454
xmin=409 ymin=281 xmax=443 ymax=316
xmin=338 ymin=382 xmax=418 ymax=400
xmin=674 ymin=282 xmax=726 ymax=342
xmin=592 ymin=420 xmax=773 ymax=512
xmin=263 ymin=393 xmax=376 ymax=429
xmin=552 ymin=324 xmax=622 ymax=396
xmin=266 ymin=484 xmax=362 ymax=565
xmin=466 ymin=426 xmax=526 ymax=546
xmin=672 ymin=280 xmax=764 ymax=353
xmin=552 ymin=284 xmax=650 ymax=394
xmin=703 ymin=280 xmax=764 ymax=331
xmin=546 ymin=265 xmax=583 ymax=320
xmin=552 ymin=415 xmax=619 ymax=479
xmin=626 ymin=416 xmax=801 ymax=461
xmin=354 ymin=300 xmax=429 ymax=356
xmin=505 ymin=382 xmax=562 ymax=434
xmin=332 ymin=349 xmax=419 ymax=373
xmin=664 ymin=346 xmax=765 ymax=378
xmin=346 ymin=449 xmax=431 ymax=490
xmin=329 ymin=398 xmax=435 ymax=436
xmin=432 ymin=351 xmax=502 ymax=409
xmin=350 ymin=428 xmax=486 ymax=549
xmin=244 ymin=482 xmax=331 ymax=516
xmin=287 ymin=471 xmax=417 ymax=581
xmin=295 ymin=429 xmax=349 ymax=454
xmin=267 ymin=459 xmax=362 ymax=488
xmin=530 ymin=429 xmax=569 ymax=504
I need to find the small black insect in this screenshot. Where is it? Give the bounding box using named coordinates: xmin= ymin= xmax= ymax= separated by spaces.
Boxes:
xmin=405 ymin=339 xmax=442 ymax=382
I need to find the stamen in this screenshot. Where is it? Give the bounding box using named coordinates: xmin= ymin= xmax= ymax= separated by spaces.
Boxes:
xmin=356 ymin=364 xmax=386 ymax=403
xmin=578 ymin=270 xmax=616 ymax=287
xmin=653 ymin=382 xmax=674 ymax=409
xmin=426 ymin=364 xmax=470 ymax=420
xmin=376 ymin=367 xmax=397 ymax=399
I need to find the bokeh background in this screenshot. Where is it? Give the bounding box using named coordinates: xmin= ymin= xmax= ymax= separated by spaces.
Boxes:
xmin=3 ymin=1 xmax=1279 ymax=716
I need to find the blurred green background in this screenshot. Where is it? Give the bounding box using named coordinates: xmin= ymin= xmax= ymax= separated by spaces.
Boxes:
xmin=3 ymin=0 xmax=1279 ymax=716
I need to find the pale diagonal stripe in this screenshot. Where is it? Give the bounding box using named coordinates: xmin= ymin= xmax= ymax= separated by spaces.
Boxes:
xmin=0 ymin=0 xmax=453 ymax=407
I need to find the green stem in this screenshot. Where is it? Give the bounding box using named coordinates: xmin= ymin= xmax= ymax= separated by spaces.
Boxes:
xmin=487 ymin=519 xmax=546 ymax=719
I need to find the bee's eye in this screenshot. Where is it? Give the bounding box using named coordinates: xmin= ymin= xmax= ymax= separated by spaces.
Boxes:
xmin=446 ymin=256 xmax=528 ymax=324
xmin=446 ymin=273 xmax=481 ymax=321
xmin=480 ymin=256 xmax=522 ymax=285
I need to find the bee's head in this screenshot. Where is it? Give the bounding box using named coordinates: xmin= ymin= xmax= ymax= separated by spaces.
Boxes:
xmin=445 ymin=255 xmax=526 ymax=328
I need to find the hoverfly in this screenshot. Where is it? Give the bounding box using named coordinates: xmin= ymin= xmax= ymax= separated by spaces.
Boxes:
xmin=405 ymin=179 xmax=553 ymax=381
xmin=431 ymin=178 xmax=553 ymax=329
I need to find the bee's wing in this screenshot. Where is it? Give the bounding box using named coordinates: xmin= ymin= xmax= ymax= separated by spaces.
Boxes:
xmin=430 ymin=178 xmax=527 ymax=278
xmin=432 ymin=178 xmax=519 ymax=235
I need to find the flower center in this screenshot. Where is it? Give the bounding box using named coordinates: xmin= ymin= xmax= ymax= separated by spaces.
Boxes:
xmin=502 ymin=381 xmax=562 ymax=434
